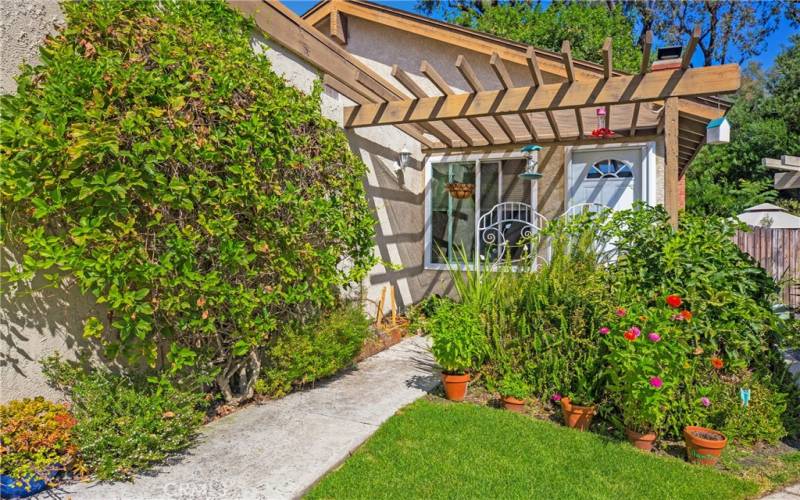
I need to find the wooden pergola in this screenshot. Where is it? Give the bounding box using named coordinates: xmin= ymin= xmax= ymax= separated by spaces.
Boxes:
xmin=230 ymin=0 xmax=740 ymax=225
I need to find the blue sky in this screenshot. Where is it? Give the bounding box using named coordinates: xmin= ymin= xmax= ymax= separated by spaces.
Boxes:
xmin=284 ymin=0 xmax=798 ymax=70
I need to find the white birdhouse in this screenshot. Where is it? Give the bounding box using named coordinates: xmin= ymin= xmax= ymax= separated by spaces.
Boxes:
xmin=706 ymin=117 xmax=730 ymax=145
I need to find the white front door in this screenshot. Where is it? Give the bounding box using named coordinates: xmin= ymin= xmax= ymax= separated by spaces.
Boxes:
xmin=568 ymin=148 xmax=643 ymax=211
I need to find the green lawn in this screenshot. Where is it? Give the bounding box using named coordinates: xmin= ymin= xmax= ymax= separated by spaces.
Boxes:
xmin=308 ymin=399 xmax=760 ymax=500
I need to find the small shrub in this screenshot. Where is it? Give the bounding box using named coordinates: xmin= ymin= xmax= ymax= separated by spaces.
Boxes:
xmin=429 ymin=300 xmax=486 ymax=374
xmin=41 ymin=356 xmax=206 ymax=480
xmin=0 ymin=398 xmax=78 ymax=485
xmin=495 ymin=372 xmax=530 ymax=399
xmin=257 ymin=302 xmax=370 ymax=398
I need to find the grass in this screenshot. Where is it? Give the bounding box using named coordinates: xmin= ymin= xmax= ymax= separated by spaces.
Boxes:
xmin=308 ymin=399 xmax=760 ymax=500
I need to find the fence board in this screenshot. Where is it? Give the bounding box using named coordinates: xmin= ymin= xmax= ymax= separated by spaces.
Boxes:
xmin=734 ymin=227 xmax=799 ymax=310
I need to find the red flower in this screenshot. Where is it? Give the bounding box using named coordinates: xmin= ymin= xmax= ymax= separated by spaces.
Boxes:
xmin=680 ymin=310 xmax=693 ymax=321
xmin=624 ymin=330 xmax=637 ymax=341
xmin=711 ymin=357 xmax=724 ymax=370
xmin=666 ymin=294 xmax=682 ymax=308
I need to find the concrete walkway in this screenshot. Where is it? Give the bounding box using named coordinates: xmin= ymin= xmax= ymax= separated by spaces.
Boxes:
xmin=761 ymin=483 xmax=800 ymax=499
xmin=38 ymin=335 xmax=437 ymax=500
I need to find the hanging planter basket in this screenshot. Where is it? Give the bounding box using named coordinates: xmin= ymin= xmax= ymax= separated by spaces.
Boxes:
xmin=446 ymin=182 xmax=475 ymax=199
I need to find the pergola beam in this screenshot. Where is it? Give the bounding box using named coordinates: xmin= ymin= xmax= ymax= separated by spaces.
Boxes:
xmin=343 ymin=64 xmax=741 ymax=128
xmin=561 ymin=41 xmax=576 ymax=82
xmin=682 ymin=24 xmax=701 ymax=70
xmin=602 ymin=37 xmax=613 ymax=80
xmin=421 ymin=60 xmax=498 ymax=145
xmin=489 ymin=52 xmax=532 ymax=142
xmin=456 ymin=54 xmax=516 ymax=143
xmin=391 ymin=65 xmax=461 ymax=147
xmin=640 ymin=30 xmax=653 ymax=74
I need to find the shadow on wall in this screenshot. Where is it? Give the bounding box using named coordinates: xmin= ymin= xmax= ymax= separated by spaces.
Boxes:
xmin=347 ymin=133 xmax=455 ymax=315
xmin=0 ymin=245 xmax=111 ymax=402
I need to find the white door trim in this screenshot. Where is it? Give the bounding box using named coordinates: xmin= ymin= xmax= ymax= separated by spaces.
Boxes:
xmin=563 ymin=142 xmax=657 ymax=211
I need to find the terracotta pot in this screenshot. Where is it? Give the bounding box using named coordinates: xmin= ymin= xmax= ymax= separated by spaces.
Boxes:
xmin=684 ymin=426 xmax=728 ymax=466
xmin=501 ymin=395 xmax=525 ymax=413
xmin=445 ymin=182 xmax=475 ymax=199
xmin=560 ymin=397 xmax=596 ymax=431
xmin=625 ymin=428 xmax=657 ymax=451
xmin=441 ymin=372 xmax=470 ymax=401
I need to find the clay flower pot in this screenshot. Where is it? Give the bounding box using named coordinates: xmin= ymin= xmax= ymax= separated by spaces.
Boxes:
xmin=625 ymin=428 xmax=657 ymax=452
xmin=560 ymin=397 xmax=596 ymax=431
xmin=445 ymin=182 xmax=475 ymax=199
xmin=684 ymin=426 xmax=728 ymax=466
xmin=501 ymin=395 xmax=525 ymax=413
xmin=441 ymin=372 xmax=470 ymax=401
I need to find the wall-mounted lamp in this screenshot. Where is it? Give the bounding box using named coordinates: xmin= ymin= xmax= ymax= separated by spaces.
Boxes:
xmin=398 ymin=146 xmax=411 ymax=169
xmin=519 ymin=144 xmax=543 ymax=180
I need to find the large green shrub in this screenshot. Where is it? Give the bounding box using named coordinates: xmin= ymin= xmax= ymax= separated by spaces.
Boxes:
xmin=0 ymin=0 xmax=375 ymax=403
xmin=41 ymin=356 xmax=206 ymax=480
xmin=255 ymin=302 xmax=370 ymax=398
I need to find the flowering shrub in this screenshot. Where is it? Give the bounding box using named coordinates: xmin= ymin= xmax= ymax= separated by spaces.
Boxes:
xmin=603 ymin=295 xmax=694 ymax=434
xmin=0 ymin=398 xmax=79 ymax=485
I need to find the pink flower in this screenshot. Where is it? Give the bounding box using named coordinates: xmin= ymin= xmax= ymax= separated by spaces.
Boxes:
xmin=615 ymin=308 xmax=627 ymax=317
xmin=649 ymin=377 xmax=663 ymax=389
xmin=629 ymin=326 xmax=641 ymax=338
xmin=700 ymin=397 xmax=711 ymax=407
xmin=551 ymin=393 xmax=562 ymax=402
xmin=648 ymin=332 xmax=661 ymax=342
xmin=598 ymin=327 xmax=610 ymax=335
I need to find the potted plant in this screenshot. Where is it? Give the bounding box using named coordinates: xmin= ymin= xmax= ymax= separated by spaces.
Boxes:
xmin=553 ymin=368 xmax=600 ymax=431
xmin=497 ymin=372 xmax=529 ymax=413
xmin=428 ymin=300 xmax=486 ymax=401
xmin=604 ymin=296 xmax=693 ymax=451
xmin=683 ymin=426 xmax=728 ymax=465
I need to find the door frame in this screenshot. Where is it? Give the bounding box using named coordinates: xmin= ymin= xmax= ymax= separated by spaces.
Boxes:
xmin=563 ymin=142 xmax=657 ymax=211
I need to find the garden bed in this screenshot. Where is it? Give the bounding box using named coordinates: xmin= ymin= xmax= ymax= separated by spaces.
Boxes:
xmin=307 ymin=398 xmax=769 ymax=499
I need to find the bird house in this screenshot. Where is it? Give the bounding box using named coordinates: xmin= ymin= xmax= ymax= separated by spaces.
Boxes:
xmin=706 ymin=117 xmax=730 ymax=145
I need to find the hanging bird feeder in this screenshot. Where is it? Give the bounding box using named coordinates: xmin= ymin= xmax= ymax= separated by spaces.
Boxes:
xmin=591 ymin=107 xmax=615 ymax=138
xmin=519 ymin=144 xmax=543 ymax=180
xmin=706 ymin=117 xmax=730 ymax=145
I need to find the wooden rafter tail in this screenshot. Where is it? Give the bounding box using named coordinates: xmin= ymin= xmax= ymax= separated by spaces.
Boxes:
xmin=421 ymin=59 xmax=496 ymax=145
xmin=561 ymin=40 xmax=575 ymax=82
xmin=602 ymin=37 xmax=613 ymax=80
xmin=641 ymin=30 xmax=653 ymax=74
xmin=390 ymin=66 xmax=455 ymax=147
xmin=330 ymin=9 xmax=347 ymax=45
xmin=546 ymin=111 xmax=562 ymax=141
xmin=574 ymin=109 xmax=584 ymax=138
xmin=489 ymin=52 xmax=533 ymax=142
xmin=630 ymin=102 xmax=641 ymax=134
xmin=682 ymin=24 xmax=702 ymax=70
xmin=343 ymin=64 xmax=741 ymax=128
xmin=525 ymin=46 xmax=544 ymax=87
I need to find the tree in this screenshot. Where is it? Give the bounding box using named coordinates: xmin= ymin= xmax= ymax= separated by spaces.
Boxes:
xmin=421 ymin=1 xmax=642 ymax=72
xmin=625 ymin=1 xmax=785 ymax=66
xmin=687 ymin=35 xmax=800 ymax=216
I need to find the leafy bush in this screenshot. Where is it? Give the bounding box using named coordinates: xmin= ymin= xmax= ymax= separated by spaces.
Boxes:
xmin=0 ymin=398 xmax=78 ymax=485
xmin=0 ymin=0 xmax=374 ymax=404
xmin=477 ymin=221 xmax=614 ymax=406
xmin=255 ymin=302 xmax=370 ymax=398
xmin=429 ymin=300 xmax=486 ymax=374
xmin=41 ymin=356 xmax=206 ymax=480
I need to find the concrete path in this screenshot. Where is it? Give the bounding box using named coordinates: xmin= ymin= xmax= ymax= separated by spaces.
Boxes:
xmin=38 ymin=335 xmax=437 ymax=500
xmin=761 ymin=483 xmax=800 ymax=499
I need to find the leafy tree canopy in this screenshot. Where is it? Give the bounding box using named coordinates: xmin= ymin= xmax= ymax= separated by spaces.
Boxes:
xmin=436 ymin=1 xmax=642 ymax=72
xmin=0 ymin=0 xmax=376 ymax=403
xmin=687 ymin=35 xmax=800 ymax=216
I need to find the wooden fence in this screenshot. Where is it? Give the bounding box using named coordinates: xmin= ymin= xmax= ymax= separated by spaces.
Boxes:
xmin=733 ymin=227 xmax=800 ymax=310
